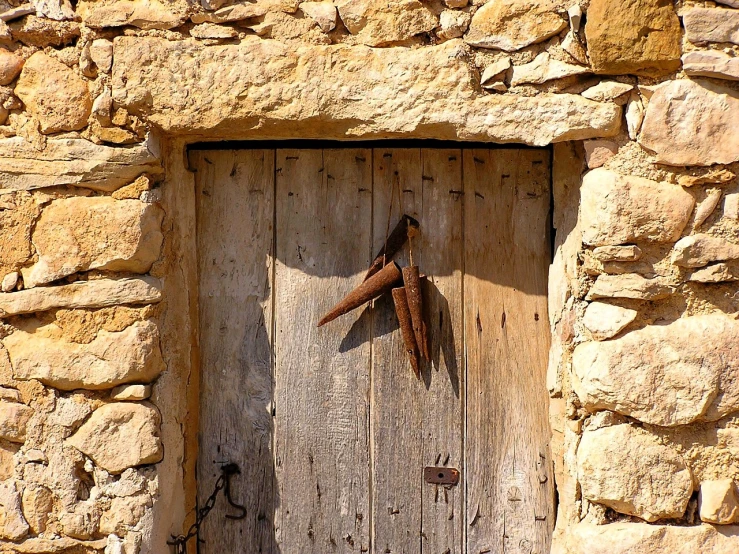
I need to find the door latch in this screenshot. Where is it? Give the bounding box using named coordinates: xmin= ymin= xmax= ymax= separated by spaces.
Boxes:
xmin=424 ymin=466 xmax=460 ymax=486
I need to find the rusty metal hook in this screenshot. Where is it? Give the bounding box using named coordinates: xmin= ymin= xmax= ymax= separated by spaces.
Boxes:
xmin=220 ymin=463 xmax=247 ymax=520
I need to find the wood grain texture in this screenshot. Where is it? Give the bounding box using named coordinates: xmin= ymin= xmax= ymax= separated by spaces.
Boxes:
xmin=193 ymin=149 xmax=277 ymax=554
xmin=418 ymin=148 xmax=464 ymax=554
xmin=371 ymin=149 xmax=465 ymax=554
xmin=463 ymin=149 xmax=554 ymax=554
xmin=274 ymin=148 xmax=373 ymax=553
xmin=372 ymin=148 xmax=425 ymax=554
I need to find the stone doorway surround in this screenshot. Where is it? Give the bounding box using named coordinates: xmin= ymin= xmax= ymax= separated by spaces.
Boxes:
xmin=0 ymin=1 xmax=738 ymax=553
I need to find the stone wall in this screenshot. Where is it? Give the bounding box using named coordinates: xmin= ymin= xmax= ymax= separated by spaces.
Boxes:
xmin=0 ymin=0 xmax=736 ymax=552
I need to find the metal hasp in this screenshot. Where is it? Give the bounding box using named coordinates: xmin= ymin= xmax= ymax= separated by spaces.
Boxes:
xmin=424 ymin=466 xmax=460 ymax=486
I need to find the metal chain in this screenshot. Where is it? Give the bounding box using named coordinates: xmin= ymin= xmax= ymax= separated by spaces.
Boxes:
xmin=168 ymin=463 xmax=245 ymax=554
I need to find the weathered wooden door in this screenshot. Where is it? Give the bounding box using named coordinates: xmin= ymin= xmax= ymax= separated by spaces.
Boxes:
xmin=190 ymin=145 xmax=553 ymax=554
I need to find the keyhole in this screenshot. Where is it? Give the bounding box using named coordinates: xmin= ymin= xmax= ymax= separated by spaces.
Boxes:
xmin=438 ymin=472 xmax=445 ymax=479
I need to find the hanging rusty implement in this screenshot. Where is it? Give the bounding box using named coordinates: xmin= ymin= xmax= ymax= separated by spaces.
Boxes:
xmin=364 ymin=215 xmax=420 ymax=281
xmin=391 ymin=286 xmax=421 ymax=378
xmin=318 ymin=262 xmax=402 ymax=327
xmin=402 ymin=265 xmax=429 ymax=360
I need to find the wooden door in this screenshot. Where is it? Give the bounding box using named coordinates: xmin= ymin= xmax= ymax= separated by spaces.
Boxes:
xmin=190 ymin=145 xmax=553 ymax=554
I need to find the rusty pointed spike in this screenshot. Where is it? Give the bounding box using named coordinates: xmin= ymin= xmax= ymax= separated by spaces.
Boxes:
xmin=364 ymin=215 xmax=420 ymax=281
xmin=318 ymin=262 xmax=402 ymax=327
xmin=402 ymin=265 xmax=429 ymax=361
xmin=392 ymin=286 xmax=421 ymax=378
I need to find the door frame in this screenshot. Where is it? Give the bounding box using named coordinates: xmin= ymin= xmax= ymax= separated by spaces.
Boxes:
xmin=182 ymin=140 xmax=557 ymax=553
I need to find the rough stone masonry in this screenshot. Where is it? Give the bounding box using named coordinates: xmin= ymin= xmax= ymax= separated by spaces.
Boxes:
xmin=0 ymin=0 xmax=737 ymax=552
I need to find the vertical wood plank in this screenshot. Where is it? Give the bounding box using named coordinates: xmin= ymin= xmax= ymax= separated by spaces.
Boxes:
xmin=193 ymin=149 xmax=277 ymax=554
xmin=463 ymin=149 xmax=554 ymax=554
xmin=371 ymin=148 xmax=424 ymax=554
xmin=419 ymin=149 xmax=464 ymax=554
xmin=274 ymin=148 xmax=373 ymax=553
xmin=371 ymin=149 xmax=465 ymax=554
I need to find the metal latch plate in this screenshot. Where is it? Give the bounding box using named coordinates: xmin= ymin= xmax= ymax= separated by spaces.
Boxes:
xmin=424 ymin=466 xmax=460 ymax=485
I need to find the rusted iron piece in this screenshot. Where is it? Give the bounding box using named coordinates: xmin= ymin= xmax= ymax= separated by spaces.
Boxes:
xmin=424 ymin=466 xmax=460 ymax=486
xmin=391 ymin=286 xmax=421 ymax=378
xmin=402 ymin=265 xmax=429 ymax=360
xmin=318 ymin=262 xmax=402 ymax=327
xmin=364 ymin=214 xmax=420 ymax=281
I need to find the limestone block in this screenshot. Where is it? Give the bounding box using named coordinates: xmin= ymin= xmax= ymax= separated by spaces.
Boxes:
xmin=14 ymin=52 xmax=92 ymax=134
xmin=582 ymin=302 xmax=637 ymax=341
xmin=97 ymin=467 xmax=148 ymax=497
xmin=67 ymin=403 xmax=162 ymax=474
xmin=583 ymin=140 xmax=617 ymax=169
xmin=624 ymin=92 xmax=644 ymax=140
xmin=555 ymin=522 xmax=739 ymax=554
xmin=300 ymin=1 xmax=336 ymax=33
xmin=336 ymin=0 xmax=436 ymax=46
xmin=0 ymin=136 xmax=162 ymax=192
xmin=584 ymin=0 xmax=681 ymax=75
xmin=465 ymin=0 xmax=566 ymax=51
xmin=105 ymin=534 xmax=140 ymax=554
xmin=35 ymin=0 xmax=76 ymax=20
xmin=725 ymin=193 xmax=739 ymax=221
xmin=0 ymin=481 xmax=29 ymax=540
xmin=0 ymin=276 xmax=162 ymax=317
xmin=586 ymin=273 xmax=674 ymax=300
xmin=480 ymin=57 xmax=511 ymax=89
xmin=572 ymin=315 xmax=739 ymax=426
xmin=98 ymin=494 xmax=150 ymax=535
xmin=581 ymin=81 xmax=633 ymax=103
xmin=683 ymin=51 xmax=739 ymax=82
xmin=684 ymin=8 xmax=739 ymax=45
xmin=640 ymin=79 xmax=739 ymax=166
xmin=693 ymin=188 xmax=722 ymax=229
xmin=580 ymin=169 xmax=694 ymax=246
xmin=592 ymin=245 xmax=641 ymax=262
xmin=3 ymin=320 xmax=166 ymax=391
xmin=111 ymin=384 xmax=151 ymax=401
xmin=699 ymin=480 xmax=739 ymax=524
xmin=671 ymin=234 xmax=739 ymax=268
xmin=0 ymin=48 xmax=22 ymax=85
xmin=0 ymin=537 xmax=108 ymax=552
xmin=191 ymin=0 xmax=298 ymax=23
xmin=21 ymin=484 xmax=53 ymax=534
xmin=22 ymin=449 xmax=47 ymax=464
xmin=567 ymin=4 xmax=582 ymax=33
xmin=6 ymin=16 xmax=80 ymax=49
xmin=510 ymin=52 xmax=589 ymax=86
xmin=112 ymin=37 xmax=622 ymax=144
xmin=0 ymin=193 xmax=38 ymax=272
xmin=438 ymin=9 xmax=471 ymax=40
xmin=90 ymin=39 xmax=114 ymax=74
xmin=59 ymin=502 xmax=100 ymax=539
xmin=678 ymin=168 xmax=736 ymax=188
xmin=0 ymin=387 xmax=21 ymax=403
xmin=111 ymin=174 xmax=152 ymax=200
xmin=689 ymin=262 xmax=739 ymax=283
xmin=189 ymin=22 xmax=238 ymax=39
xmin=23 ymin=197 xmax=163 ymax=288
xmin=1 ymin=272 xmax=18 ymax=293
xmin=577 ymin=424 xmax=692 ymax=521
xmin=561 ymin=30 xmax=588 ymax=65
xmin=0 ymin=443 xmax=15 ymax=481
xmin=0 ymin=401 xmax=32 ymax=443
xmin=77 ymin=0 xmax=188 ymax=29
